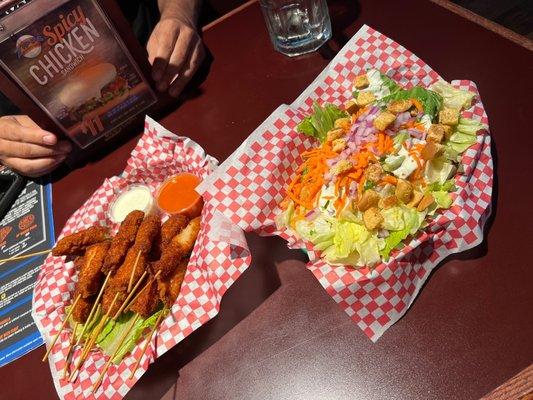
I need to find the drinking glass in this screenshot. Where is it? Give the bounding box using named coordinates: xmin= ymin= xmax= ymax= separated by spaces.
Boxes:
xmin=259 ymin=0 xmax=332 ymax=57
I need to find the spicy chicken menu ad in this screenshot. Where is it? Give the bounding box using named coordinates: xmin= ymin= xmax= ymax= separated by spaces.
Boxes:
xmin=0 ymin=0 xmax=156 ymax=149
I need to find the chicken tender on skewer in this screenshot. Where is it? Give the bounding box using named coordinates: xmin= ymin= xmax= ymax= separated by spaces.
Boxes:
xmin=134 ymin=215 xmax=161 ymax=253
xmin=161 ymin=215 xmax=189 ymax=249
xmin=129 ymin=278 xmax=159 ymax=317
xmin=52 ymin=226 xmax=108 ymax=256
xmin=102 ymin=210 xmax=145 ymax=275
xmin=151 ymin=214 xmax=189 ymax=260
xmin=153 ymin=217 xmax=201 ymax=279
xmin=72 ymin=292 xmax=95 ymax=324
xmin=110 ymin=245 xmax=148 ymax=291
xmin=101 ymin=286 xmax=126 ymax=317
xmin=77 ymin=241 xmax=110 ymax=298
xmin=158 ymin=260 xmax=188 ymax=308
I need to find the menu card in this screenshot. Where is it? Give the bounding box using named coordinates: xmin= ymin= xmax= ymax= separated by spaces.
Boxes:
xmin=0 ymin=168 xmax=54 ymax=367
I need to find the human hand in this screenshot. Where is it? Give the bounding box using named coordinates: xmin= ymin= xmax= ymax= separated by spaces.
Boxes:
xmin=0 ymin=115 xmax=71 ymax=177
xmin=146 ymin=16 xmax=205 ymax=98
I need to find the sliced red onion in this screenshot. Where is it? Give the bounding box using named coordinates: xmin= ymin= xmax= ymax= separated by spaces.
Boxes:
xmin=305 ymin=209 xmax=320 ymax=220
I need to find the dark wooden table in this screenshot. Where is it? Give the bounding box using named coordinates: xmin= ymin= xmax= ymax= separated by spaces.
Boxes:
xmin=1 ymin=1 xmax=532 ymax=399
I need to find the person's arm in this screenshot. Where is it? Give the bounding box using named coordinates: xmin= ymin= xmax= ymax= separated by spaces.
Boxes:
xmin=146 ymin=0 xmax=204 ymax=98
xmin=0 ymin=115 xmax=71 ymax=177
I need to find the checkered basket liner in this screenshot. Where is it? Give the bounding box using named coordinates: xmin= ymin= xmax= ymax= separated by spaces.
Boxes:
xmin=197 ymin=25 xmax=493 ymax=342
xmin=32 ymin=116 xmax=251 ymax=399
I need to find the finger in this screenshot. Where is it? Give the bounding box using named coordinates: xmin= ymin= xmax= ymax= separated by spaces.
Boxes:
xmin=157 ymin=31 xmax=195 ymax=92
xmin=0 ymin=139 xmax=71 ymax=159
xmin=2 ymin=155 xmax=66 ymax=177
xmin=168 ymin=42 xmax=205 ymax=98
xmin=147 ymin=26 xmax=179 ymax=82
xmin=0 ymin=118 xmax=57 ymax=145
xmin=10 ymin=115 xmax=41 ymax=129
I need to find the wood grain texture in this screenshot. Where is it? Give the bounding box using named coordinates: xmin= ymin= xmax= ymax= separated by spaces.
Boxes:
xmin=481 ymin=364 xmax=533 ymax=400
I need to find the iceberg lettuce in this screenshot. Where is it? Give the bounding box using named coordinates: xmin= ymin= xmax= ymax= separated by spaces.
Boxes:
xmin=445 ymin=117 xmax=484 ymax=154
xmin=380 ymin=206 xmax=423 ymax=259
xmin=297 ymin=102 xmax=348 ymax=143
xmin=429 ymin=80 xmax=475 ymax=110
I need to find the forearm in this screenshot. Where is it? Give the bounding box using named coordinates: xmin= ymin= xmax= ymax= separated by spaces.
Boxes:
xmin=157 ymin=0 xmax=202 ymax=26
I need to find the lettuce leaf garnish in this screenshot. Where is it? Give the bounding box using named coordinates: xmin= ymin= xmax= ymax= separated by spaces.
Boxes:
xmin=381 ymin=86 xmax=443 ymax=119
xmin=429 ymin=80 xmax=475 ymax=110
xmin=445 ymin=117 xmax=484 ymax=154
xmin=297 ymin=102 xmax=348 ymax=143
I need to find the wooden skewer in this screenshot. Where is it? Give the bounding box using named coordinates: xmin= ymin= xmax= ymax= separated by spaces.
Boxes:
xmin=124 ymin=270 xmax=161 ymax=313
xmin=42 ymin=293 xmax=82 ymax=362
xmin=129 ymin=309 xmax=167 ymax=380
xmin=92 ymin=314 xmax=141 ymax=392
xmin=74 ymin=272 xmax=111 ymax=347
xmin=0 ymin=249 xmax=51 ymax=265
xmin=61 ymin=322 xmax=78 ymax=379
xmin=127 ymin=250 xmax=142 ymax=293
xmin=112 ymin=270 xmax=148 ymax=320
xmin=69 ymin=292 xmax=120 ymax=382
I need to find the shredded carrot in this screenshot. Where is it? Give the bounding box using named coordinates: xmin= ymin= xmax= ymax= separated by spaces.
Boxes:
xmin=411 ymin=98 xmax=423 ymax=113
xmin=382 ymin=175 xmax=398 ymax=185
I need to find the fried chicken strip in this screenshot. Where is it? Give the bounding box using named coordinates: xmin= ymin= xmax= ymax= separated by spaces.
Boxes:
xmin=153 ymin=217 xmax=201 ymax=279
xmin=151 ymin=214 xmax=189 ymax=260
xmin=129 ymin=278 xmax=160 ymax=317
xmin=77 ymin=241 xmax=110 ymax=298
xmin=134 ymin=214 xmax=161 ymax=253
xmin=72 ymin=292 xmax=94 ymax=324
xmin=161 ymin=214 xmax=189 ymax=249
xmin=102 ymin=210 xmax=145 ymax=275
xmin=101 ymin=286 xmax=126 ymax=317
xmin=52 ymin=226 xmax=108 ymax=256
xmin=109 ymin=245 xmax=148 ymax=291
xmin=158 ymin=260 xmax=188 ymax=308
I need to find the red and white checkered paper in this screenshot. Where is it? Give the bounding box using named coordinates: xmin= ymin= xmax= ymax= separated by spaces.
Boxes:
xmin=32 ymin=116 xmax=251 ymax=399
xmin=197 ymin=25 xmax=493 ymax=342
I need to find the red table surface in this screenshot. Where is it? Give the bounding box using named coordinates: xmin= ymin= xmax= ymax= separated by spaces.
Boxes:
xmin=1 ymin=1 xmax=532 ymax=399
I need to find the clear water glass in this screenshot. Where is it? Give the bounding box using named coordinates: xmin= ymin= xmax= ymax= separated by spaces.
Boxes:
xmin=260 ymin=0 xmax=332 ymax=57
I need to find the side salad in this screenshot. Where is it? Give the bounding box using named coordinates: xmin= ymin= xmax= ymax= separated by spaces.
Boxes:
xmin=277 ymin=69 xmax=485 ymax=267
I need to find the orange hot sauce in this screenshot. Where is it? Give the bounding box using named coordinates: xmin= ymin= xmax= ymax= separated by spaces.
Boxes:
xmin=156 ymin=173 xmax=203 ymax=217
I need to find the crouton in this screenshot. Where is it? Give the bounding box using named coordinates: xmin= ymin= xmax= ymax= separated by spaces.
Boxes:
xmin=427 ymin=124 xmax=446 ymax=143
xmin=417 ymin=193 xmax=435 ymax=212
xmin=395 ymin=179 xmax=413 ymax=204
xmin=373 ymin=111 xmax=396 ymax=131
xmin=334 ymin=117 xmax=351 ymax=131
xmin=438 ymin=107 xmax=459 ymax=126
xmin=357 ymin=189 xmax=380 ymax=212
xmin=363 ymin=207 xmax=383 ymax=230
xmin=442 ymin=124 xmax=453 ymax=140
xmin=387 ymin=99 xmax=413 ymax=114
xmin=364 ymin=163 xmax=383 ymax=182
xmin=378 ymin=195 xmax=398 ymax=209
xmin=421 ymin=141 xmax=444 ymax=160
xmin=407 ymin=191 xmax=424 ymax=208
xmin=332 ymin=138 xmax=347 ymax=153
xmin=353 ymin=74 xmax=369 ymax=89
xmin=331 ymin=160 xmax=353 ymax=176
xmin=344 ymin=99 xmax=359 ymax=114
xmin=356 ymin=91 xmax=376 ymax=107
xmin=326 ymin=128 xmax=344 ymax=142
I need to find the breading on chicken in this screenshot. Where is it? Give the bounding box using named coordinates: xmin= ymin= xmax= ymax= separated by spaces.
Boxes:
xmin=101 ymin=286 xmax=126 ymax=317
xmin=158 ymin=260 xmax=188 ymax=308
xmin=161 ymin=214 xmax=189 ymax=250
xmin=102 ymin=210 xmax=144 ymax=275
xmin=134 ymin=215 xmax=160 ymax=253
xmin=72 ymin=292 xmax=94 ymax=324
xmin=52 ymin=226 xmax=108 ymax=256
xmin=152 ymin=217 xmax=201 ymax=279
xmin=77 ymin=241 xmax=110 ymax=298
xmin=129 ymin=278 xmax=159 ymax=317
xmin=109 ymin=245 xmax=148 ymax=291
